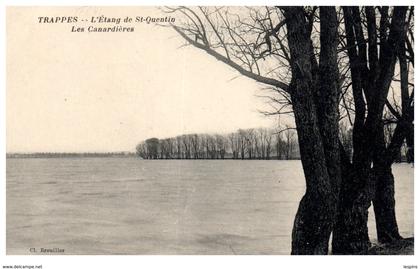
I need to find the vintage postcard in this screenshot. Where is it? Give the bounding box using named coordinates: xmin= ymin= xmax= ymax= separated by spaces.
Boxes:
xmin=2 ymin=4 xmax=417 ymax=269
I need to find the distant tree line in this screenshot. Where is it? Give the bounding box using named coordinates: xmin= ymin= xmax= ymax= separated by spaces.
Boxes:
xmin=136 ymin=128 xmax=299 ymax=160
xmin=6 ymin=152 xmax=136 ymax=158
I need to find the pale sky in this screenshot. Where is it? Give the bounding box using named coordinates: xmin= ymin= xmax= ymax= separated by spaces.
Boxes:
xmin=7 ymin=7 xmax=277 ymax=153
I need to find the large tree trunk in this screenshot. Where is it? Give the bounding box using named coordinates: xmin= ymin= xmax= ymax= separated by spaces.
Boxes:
xmin=371 ymin=107 xmax=414 ymax=244
xmin=371 ymin=119 xmax=402 ymax=243
xmin=283 ymin=7 xmax=340 ymax=255
xmin=290 ymin=89 xmax=335 ymax=254
xmin=372 ymin=164 xmax=402 ymax=243
xmin=332 ymin=164 xmax=373 ymax=254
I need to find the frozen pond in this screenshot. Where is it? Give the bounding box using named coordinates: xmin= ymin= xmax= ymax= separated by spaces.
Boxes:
xmin=6 ymin=158 xmax=414 ymax=254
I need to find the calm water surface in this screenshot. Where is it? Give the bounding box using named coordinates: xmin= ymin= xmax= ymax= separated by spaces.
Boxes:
xmin=6 ymin=158 xmax=414 ymax=254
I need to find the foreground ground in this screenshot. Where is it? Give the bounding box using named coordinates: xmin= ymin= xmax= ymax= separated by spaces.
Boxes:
xmin=368 ymin=237 xmax=414 ymax=255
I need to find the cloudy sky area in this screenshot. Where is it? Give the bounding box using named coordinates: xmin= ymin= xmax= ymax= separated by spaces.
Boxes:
xmin=7 ymin=7 xmax=279 ymax=153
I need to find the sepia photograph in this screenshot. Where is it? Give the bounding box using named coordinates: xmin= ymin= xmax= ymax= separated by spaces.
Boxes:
xmin=2 ymin=3 xmax=416 ymax=266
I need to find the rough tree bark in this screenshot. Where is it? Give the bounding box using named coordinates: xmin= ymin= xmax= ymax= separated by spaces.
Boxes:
xmin=283 ymin=7 xmax=341 ymax=255
xmin=372 ymin=161 xmax=401 ymax=243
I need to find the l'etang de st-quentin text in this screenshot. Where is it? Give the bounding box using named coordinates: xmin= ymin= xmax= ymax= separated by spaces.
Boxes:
xmin=37 ymin=15 xmax=176 ymax=32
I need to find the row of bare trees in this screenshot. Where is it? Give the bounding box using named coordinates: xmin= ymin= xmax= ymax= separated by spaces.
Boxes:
xmin=166 ymin=6 xmax=414 ymax=254
xmin=136 ymin=128 xmax=298 ymax=160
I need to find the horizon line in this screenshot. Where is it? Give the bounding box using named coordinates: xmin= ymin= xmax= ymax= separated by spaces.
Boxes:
xmin=6 ymin=151 xmax=136 ymax=154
